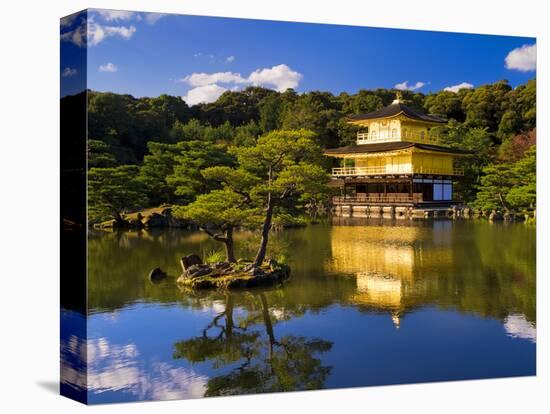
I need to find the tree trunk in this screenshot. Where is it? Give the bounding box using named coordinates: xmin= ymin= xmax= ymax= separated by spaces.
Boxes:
xmin=259 ymin=293 xmax=275 ymax=359
xmin=223 ymin=226 xmax=236 ymax=263
xmin=497 ymin=192 xmax=508 ymax=210
xmin=253 ymin=194 xmax=274 ymax=267
xmin=113 ymin=210 xmax=125 ymax=224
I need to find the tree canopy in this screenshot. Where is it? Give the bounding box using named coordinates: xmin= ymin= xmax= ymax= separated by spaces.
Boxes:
xmin=83 ymin=78 xmax=536 ymax=226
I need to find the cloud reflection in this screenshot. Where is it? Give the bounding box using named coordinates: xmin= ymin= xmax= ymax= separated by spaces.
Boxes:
xmin=504 ymin=314 xmax=536 ymax=343
xmin=61 ymin=335 xmax=207 ymax=400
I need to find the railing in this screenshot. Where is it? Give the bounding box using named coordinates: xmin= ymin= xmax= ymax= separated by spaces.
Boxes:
xmin=356 ymin=130 xmax=439 ymax=145
xmin=332 ymin=194 xmax=423 ymax=204
xmin=331 ymin=166 xmax=464 ymax=177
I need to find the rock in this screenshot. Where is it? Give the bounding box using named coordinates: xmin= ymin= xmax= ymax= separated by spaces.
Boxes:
xmin=489 ymin=210 xmax=503 ymax=221
xmin=503 ymin=210 xmax=515 ymax=221
xmin=180 ymin=254 xmax=203 ymax=271
xmin=267 ymin=258 xmax=284 ymax=272
xmin=149 ymin=267 xmax=167 ymax=281
xmin=142 ymin=212 xmax=167 ymax=228
xmin=248 ymin=266 xmax=265 ymax=277
xmin=186 ymin=264 xmax=212 ymax=278
xmin=127 ymin=217 xmax=143 ymax=228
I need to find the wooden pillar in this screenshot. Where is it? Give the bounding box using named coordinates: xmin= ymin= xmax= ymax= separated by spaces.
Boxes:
xmin=409 ymin=176 xmax=413 ymax=199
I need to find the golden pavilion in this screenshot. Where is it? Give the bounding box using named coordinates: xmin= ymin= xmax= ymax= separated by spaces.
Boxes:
xmin=325 ymin=94 xmax=470 ymax=217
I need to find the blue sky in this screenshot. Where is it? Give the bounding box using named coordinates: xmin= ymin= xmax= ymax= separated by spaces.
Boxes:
xmin=60 ymin=9 xmax=536 ymax=102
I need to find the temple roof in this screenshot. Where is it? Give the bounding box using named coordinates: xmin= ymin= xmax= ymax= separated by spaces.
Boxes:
xmin=348 ymin=102 xmax=446 ymax=124
xmin=324 ymin=141 xmax=472 ymax=155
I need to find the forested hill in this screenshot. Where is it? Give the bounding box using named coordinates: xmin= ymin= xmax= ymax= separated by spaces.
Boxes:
xmin=66 ymin=79 xmax=535 ymax=221
xmin=84 ymin=79 xmax=535 ymax=165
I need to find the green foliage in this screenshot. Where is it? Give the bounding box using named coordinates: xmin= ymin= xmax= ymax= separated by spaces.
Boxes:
xmin=259 ymin=94 xmax=282 ymax=133
xmin=88 ymin=139 xmax=117 ymax=168
xmin=175 ymin=189 xmax=255 ymax=228
xmin=88 ymin=91 xmax=191 ymax=162
xmin=506 ymin=146 xmax=536 ymax=209
xmin=434 ymin=121 xmax=495 ymax=202
xmin=423 ymin=90 xmax=466 ymax=121
xmin=197 ymin=86 xmax=277 ymax=126
xmin=167 ymin=140 xmax=235 ymax=204
xmin=177 ymin=129 xmax=330 ymax=263
xmin=280 ymin=92 xmax=342 ymax=147
xmin=343 ymin=90 xmax=384 ymax=114
xmin=474 ymin=164 xmax=515 ymax=211
xmin=462 ymin=80 xmax=513 ymax=131
xmin=80 ymin=78 xmax=536 ymax=217
xmin=475 ymin=146 xmax=536 ymax=211
xmin=204 ymin=249 xmax=227 ymax=264
xmin=88 ymin=165 xmax=148 ymax=222
xmin=137 ymin=142 xmax=181 ymax=205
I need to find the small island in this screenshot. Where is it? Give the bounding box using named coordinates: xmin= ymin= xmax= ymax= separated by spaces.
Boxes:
xmin=177 ymin=254 xmax=290 ymax=289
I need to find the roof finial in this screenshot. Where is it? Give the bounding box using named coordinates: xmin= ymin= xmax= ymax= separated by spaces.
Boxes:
xmin=392 ymin=91 xmax=403 ymax=104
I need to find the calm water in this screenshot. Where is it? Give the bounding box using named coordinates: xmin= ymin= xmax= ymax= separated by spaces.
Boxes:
xmin=62 ymin=219 xmax=536 ymax=403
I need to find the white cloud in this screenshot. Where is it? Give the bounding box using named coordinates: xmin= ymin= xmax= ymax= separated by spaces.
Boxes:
xmin=443 ymin=82 xmax=474 ymax=93
xmin=180 ymin=64 xmax=303 ymax=105
xmin=60 ymin=13 xmax=80 ymax=28
xmin=95 ymin=10 xmax=137 ymax=21
xmin=248 ymin=64 xmax=302 ymax=92
xmin=88 ymin=19 xmax=137 ymax=46
xmin=225 ymin=55 xmax=235 ymax=63
xmin=99 ymin=62 xmax=118 ymax=73
xmin=144 ymin=13 xmax=167 ymax=25
xmin=193 ymin=52 xmax=215 ymax=60
xmin=394 ymin=80 xmax=426 ymax=91
xmin=60 ymin=23 xmax=86 ymax=47
xmin=505 ymin=44 xmax=536 ymax=72
xmin=182 ymin=84 xmax=228 ymax=105
xmin=61 ymin=67 xmax=77 ymax=77
xmin=181 ymin=71 xmax=248 ymax=87
xmin=62 ymin=16 xmax=136 ymax=47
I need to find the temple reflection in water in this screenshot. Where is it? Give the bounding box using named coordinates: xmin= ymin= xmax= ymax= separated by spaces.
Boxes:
xmin=327 ymin=220 xmax=454 ymax=327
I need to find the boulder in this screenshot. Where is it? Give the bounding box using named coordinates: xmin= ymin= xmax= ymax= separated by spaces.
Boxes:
xmin=489 ymin=210 xmax=503 ymax=221
xmin=142 ymin=212 xmax=167 ymax=228
xmin=213 ymin=262 xmax=231 ymax=270
xmin=248 ymin=266 xmax=265 ymax=277
xmin=503 ymin=210 xmax=515 ymax=221
xmin=180 ymin=254 xmax=203 ymax=271
xmin=149 ymin=267 xmax=167 ymax=282
xmin=186 ymin=264 xmax=212 ymax=278
xmin=127 ymin=218 xmax=143 ymax=229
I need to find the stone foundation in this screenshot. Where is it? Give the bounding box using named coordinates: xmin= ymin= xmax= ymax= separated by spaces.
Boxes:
xmin=333 ymin=204 xmax=466 ymax=220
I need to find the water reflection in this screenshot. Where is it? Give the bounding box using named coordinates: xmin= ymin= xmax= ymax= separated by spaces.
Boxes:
xmin=61 ymin=312 xmax=208 ymax=402
xmin=173 ymin=292 xmax=332 ymax=395
xmin=504 ymin=314 xmax=536 ymax=343
xmin=326 ymin=220 xmax=536 ymax=329
xmin=83 ymin=220 xmax=536 ymax=402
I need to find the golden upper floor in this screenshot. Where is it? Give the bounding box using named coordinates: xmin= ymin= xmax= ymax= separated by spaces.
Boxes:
xmin=347 ymin=96 xmax=446 ymax=145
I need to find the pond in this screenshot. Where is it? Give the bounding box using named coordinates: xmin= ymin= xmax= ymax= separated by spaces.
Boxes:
xmin=62 ymin=219 xmax=536 ymax=403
